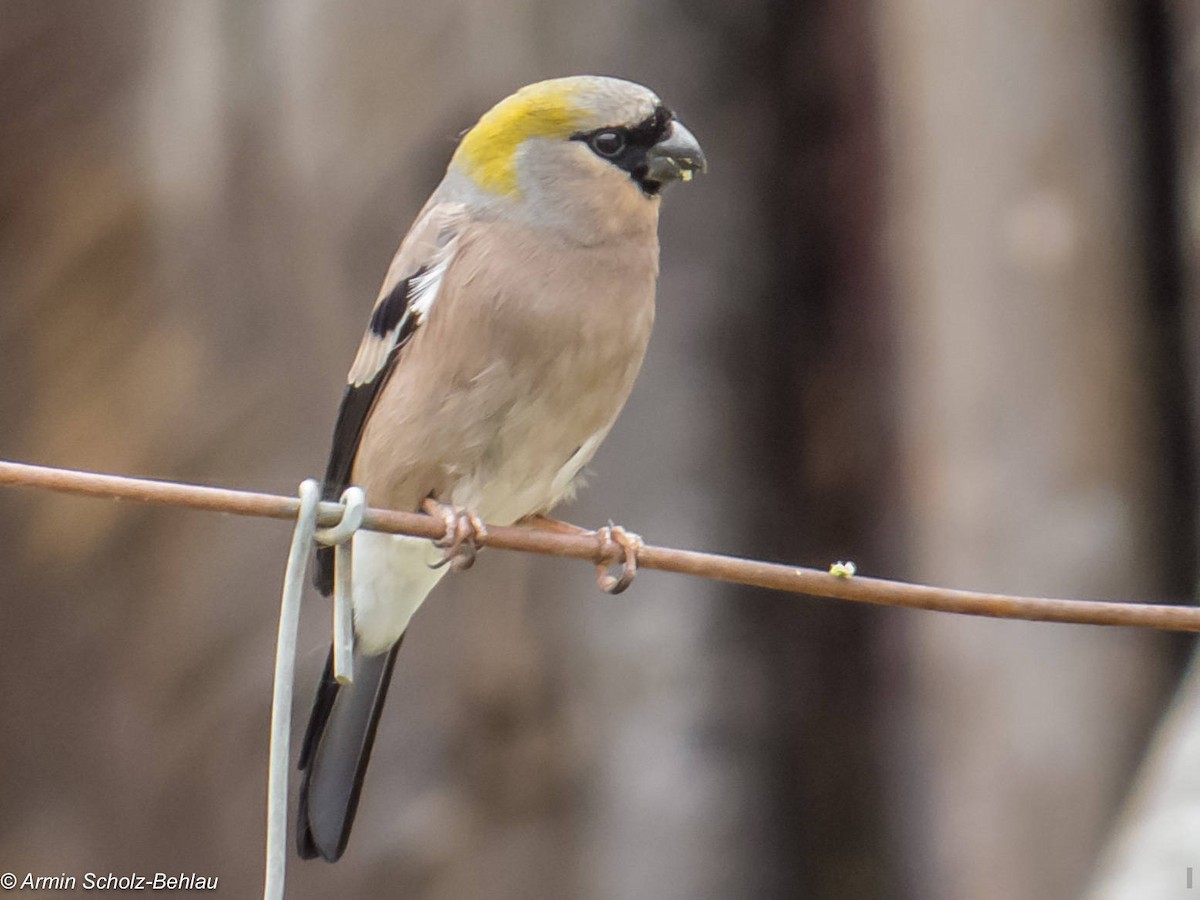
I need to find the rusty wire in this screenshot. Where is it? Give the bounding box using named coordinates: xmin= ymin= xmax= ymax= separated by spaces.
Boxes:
xmin=1 ymin=458 xmax=1197 ymax=632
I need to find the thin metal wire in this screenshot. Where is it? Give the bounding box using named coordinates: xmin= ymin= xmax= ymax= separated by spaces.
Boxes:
xmin=315 ymin=486 xmax=366 ymax=685
xmin=1 ymin=457 xmax=1198 ymax=632
xmin=264 ymin=479 xmax=320 ymax=900
xmin=332 ymin=541 xmax=354 ymax=685
xmin=314 ymin=485 xmax=367 ymax=545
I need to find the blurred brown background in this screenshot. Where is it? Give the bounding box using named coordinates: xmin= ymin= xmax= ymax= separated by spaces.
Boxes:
xmin=1 ymin=2 xmax=1197 ymax=898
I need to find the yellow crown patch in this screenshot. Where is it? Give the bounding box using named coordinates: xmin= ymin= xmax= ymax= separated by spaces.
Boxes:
xmin=454 ymin=82 xmax=585 ymax=197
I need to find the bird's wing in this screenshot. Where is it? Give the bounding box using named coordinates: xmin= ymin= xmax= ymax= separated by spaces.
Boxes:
xmin=314 ymin=200 xmax=466 ymax=594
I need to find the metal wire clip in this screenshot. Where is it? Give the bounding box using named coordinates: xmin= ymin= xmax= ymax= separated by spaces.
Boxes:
xmin=314 ymin=486 xmax=366 ymax=685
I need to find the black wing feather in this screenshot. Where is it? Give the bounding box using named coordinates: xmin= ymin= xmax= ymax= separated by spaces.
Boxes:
xmin=314 ymin=278 xmax=421 ymax=595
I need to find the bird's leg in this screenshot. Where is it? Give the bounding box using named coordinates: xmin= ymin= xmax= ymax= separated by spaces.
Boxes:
xmin=422 ymin=498 xmax=488 ymax=571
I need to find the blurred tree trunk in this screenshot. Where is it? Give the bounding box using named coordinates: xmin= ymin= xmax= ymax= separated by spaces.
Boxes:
xmin=1087 ymin=3 xmax=1200 ymax=896
xmin=713 ymin=0 xmax=900 ymax=897
xmin=1170 ymin=0 xmax=1200 ymax=501
xmin=875 ymin=2 xmax=1185 ymax=899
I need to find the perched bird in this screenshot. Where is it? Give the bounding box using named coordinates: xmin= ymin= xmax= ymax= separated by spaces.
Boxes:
xmin=297 ymin=75 xmax=705 ymax=862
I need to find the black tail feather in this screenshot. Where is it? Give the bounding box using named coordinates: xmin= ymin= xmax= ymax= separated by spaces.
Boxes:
xmin=297 ymin=637 xmax=403 ymax=861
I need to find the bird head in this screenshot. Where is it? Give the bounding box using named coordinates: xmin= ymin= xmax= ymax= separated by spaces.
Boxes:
xmin=444 ymin=76 xmax=705 ymax=239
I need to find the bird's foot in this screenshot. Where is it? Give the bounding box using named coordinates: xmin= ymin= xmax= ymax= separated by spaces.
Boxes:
xmin=594 ymin=523 xmax=643 ymax=594
xmin=518 ymin=514 xmax=642 ymax=593
xmin=422 ymin=498 xmax=488 ymax=571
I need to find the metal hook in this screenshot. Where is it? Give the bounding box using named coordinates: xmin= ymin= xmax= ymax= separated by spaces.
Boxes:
xmin=314 ymin=486 xmax=365 ymax=686
xmin=314 ymin=486 xmax=366 ymax=545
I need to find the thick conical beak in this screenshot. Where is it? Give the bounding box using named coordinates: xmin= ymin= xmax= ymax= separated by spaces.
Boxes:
xmin=644 ymin=120 xmax=707 ymax=185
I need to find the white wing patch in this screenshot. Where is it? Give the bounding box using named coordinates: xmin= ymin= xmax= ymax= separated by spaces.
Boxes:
xmin=407 ymin=252 xmax=452 ymax=323
xmin=346 ymin=206 xmax=464 ymax=388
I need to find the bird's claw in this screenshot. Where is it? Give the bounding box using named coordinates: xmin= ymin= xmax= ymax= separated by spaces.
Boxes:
xmin=422 ymin=499 xmax=488 ymax=571
xmin=594 ymin=523 xmax=642 ymax=594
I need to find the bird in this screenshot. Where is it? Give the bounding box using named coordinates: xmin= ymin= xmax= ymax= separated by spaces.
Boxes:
xmin=296 ymin=75 xmax=705 ymax=862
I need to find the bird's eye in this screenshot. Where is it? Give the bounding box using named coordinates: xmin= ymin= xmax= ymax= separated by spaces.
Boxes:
xmin=590 ymin=131 xmax=626 ymax=157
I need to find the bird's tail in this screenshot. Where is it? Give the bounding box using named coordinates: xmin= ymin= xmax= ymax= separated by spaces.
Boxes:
xmin=296 ymin=638 xmax=402 ymax=861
